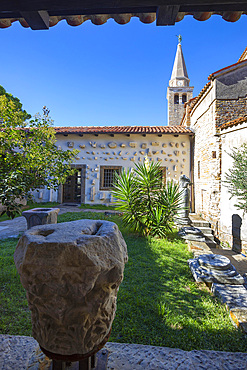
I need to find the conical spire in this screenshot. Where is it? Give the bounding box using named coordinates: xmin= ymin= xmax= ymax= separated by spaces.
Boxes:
xmin=170 ymin=41 xmax=188 ymax=81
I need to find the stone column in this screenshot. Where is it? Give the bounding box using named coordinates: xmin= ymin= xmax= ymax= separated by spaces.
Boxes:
xmin=178 ymin=175 xmax=191 ymax=225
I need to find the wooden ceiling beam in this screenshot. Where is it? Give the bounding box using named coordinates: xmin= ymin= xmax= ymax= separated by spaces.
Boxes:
xmin=20 ymin=10 xmax=49 ymax=29
xmin=156 ymin=5 xmax=180 ymax=25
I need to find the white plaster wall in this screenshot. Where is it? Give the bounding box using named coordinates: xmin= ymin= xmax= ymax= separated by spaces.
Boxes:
xmin=32 ymin=132 xmax=191 ymax=205
xmin=220 ymin=124 xmax=247 ymax=246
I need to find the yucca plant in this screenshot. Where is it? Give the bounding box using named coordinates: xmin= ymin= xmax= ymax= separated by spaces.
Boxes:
xmin=112 ymin=160 xmax=184 ymax=238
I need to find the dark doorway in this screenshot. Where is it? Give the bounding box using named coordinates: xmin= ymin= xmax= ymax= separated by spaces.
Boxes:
xmin=232 ymin=214 xmax=242 ymax=253
xmin=63 ymin=166 xmax=86 ymax=204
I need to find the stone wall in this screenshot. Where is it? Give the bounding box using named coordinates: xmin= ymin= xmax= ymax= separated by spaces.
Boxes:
xmin=32 ymin=133 xmax=192 ymax=205
xmin=216 ymin=97 xmax=247 ymax=127
xmin=167 ymin=87 xmax=193 ymax=126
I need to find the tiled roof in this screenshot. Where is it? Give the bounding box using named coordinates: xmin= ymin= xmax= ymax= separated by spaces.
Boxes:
xmin=220 ymin=115 xmax=247 ymax=130
xmin=238 ymin=46 xmax=247 ymax=62
xmin=208 ymin=59 xmax=247 ymax=80
xmin=0 ymin=11 xmax=246 ymax=29
xmin=54 ymin=126 xmax=193 ymax=135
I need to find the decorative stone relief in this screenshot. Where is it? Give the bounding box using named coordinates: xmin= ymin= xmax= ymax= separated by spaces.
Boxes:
xmin=79 ymin=144 xmax=85 ymax=149
xmin=120 ymin=143 xmax=126 ymax=148
xmin=173 ymin=165 xmax=178 ymax=171
xmin=140 ymin=151 xmax=145 ymax=155
xmin=129 ymin=142 xmax=137 ymax=148
xmin=113 ymin=152 xmax=116 ymax=155
xmin=92 ymin=151 xmax=95 ymax=155
xmin=151 ymin=142 xmax=159 ymax=146
xmin=130 ymin=157 xmax=135 ymax=161
xmin=75 ymin=157 xmax=80 ymax=160
xmin=96 ymin=173 xmax=99 ymax=179
xmin=119 ymin=151 xmax=122 ymax=156
xmin=141 ymin=143 xmax=147 ymax=149
xmin=88 ymin=158 xmax=92 ymax=160
xmin=170 ymin=159 xmax=174 ymax=162
xmin=162 ymin=144 xmax=167 ymax=148
xmin=86 ymin=151 xmax=90 ymax=154
xmin=138 ymin=157 xmax=141 ymax=161
xmin=67 ymin=142 xmax=74 ymax=148
xmin=100 ymin=144 xmax=106 ymax=149
xmin=182 ymin=151 xmax=186 ymax=155
xmin=94 ymin=157 xmax=98 ymax=160
xmin=90 ymin=141 xmax=97 ymax=148
xmin=134 ymin=152 xmax=137 ymax=156
xmin=174 ymin=151 xmax=179 ymax=156
xmin=183 ymin=159 xmax=186 ymax=162
xmin=95 ymin=168 xmax=99 ymax=172
xmin=90 ymin=187 xmax=95 ymax=201
xmin=181 ymin=142 xmax=186 ymax=147
xmin=104 ymin=158 xmax=108 ymax=161
xmin=109 ymin=157 xmax=114 ymax=160
xmin=126 ymin=152 xmax=130 ymax=155
xmin=169 ymin=142 xmax=175 ymax=147
xmin=175 ymin=143 xmax=179 ymax=148
xmin=14 ymin=220 xmax=127 ymax=355
xmin=106 ymin=152 xmax=110 ymax=155
xmin=147 ymin=151 xmax=152 ymax=157
xmin=157 ymin=158 xmax=162 ymax=162
xmin=161 ymin=150 xmax=166 ymax=155
xmin=92 ymin=180 xmax=95 ymax=185
xmin=168 ymin=154 xmax=172 ymax=157
xmin=181 ymin=164 xmax=185 ymax=168
xmin=165 ymin=158 xmax=168 ymax=161
xmin=152 ymin=151 xmax=159 ymax=155
xmin=108 ymin=142 xmax=117 ymax=149
xmin=122 ymin=157 xmax=127 ymax=160
xmin=99 ymin=192 xmax=105 ymax=200
xmin=82 ymin=157 xmax=85 ymax=159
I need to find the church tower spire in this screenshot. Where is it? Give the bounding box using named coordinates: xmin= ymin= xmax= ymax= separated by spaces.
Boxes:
xmin=167 ymin=36 xmax=193 ymax=126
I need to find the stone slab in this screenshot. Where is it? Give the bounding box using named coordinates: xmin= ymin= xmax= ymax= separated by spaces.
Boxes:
xmin=229 ymin=308 xmax=247 ymax=333
xmin=212 ymin=283 xmax=247 ymax=310
xmin=1 ymin=335 xmax=247 ymax=370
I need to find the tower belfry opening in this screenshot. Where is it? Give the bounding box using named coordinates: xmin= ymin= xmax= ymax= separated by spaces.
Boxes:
xmin=167 ymin=37 xmax=194 ymax=126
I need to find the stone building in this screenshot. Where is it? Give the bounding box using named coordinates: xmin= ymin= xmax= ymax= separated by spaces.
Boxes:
xmin=167 ymin=40 xmax=194 ymax=126
xmin=33 ymin=126 xmax=193 ymax=205
xmin=181 ymin=46 xmax=247 ymax=253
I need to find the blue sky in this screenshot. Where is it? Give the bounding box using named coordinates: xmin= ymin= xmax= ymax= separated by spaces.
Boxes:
xmin=1 ymin=15 xmax=246 ymax=126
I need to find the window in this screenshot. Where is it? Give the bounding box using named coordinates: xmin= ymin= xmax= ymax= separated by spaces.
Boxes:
xmin=100 ymin=166 xmax=122 ymax=190
xmin=174 ymin=94 xmax=179 ymax=104
xmin=182 ymin=94 xmax=187 ymax=104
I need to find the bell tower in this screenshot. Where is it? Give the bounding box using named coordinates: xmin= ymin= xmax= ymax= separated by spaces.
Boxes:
xmin=167 ymin=36 xmax=193 ymax=126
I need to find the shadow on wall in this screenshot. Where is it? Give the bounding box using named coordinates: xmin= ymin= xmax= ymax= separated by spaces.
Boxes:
xmin=232 ymin=214 xmax=242 ymax=253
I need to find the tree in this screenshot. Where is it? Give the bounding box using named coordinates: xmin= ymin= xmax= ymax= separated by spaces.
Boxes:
xmin=0 ymin=96 xmax=78 ymax=218
xmin=0 ymin=85 xmax=31 ymax=121
xmin=225 ymin=143 xmax=247 ymax=212
xmin=112 ymin=160 xmax=183 ymax=238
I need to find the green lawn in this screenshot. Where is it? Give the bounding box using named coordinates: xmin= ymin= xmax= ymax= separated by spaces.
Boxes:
xmin=0 ymin=211 xmax=246 ymax=351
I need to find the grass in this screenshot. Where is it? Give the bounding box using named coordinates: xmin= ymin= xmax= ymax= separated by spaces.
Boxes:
xmin=79 ymin=203 xmax=116 ymax=210
xmin=0 ymin=201 xmax=60 ymax=222
xmin=0 ymin=211 xmax=246 ymax=351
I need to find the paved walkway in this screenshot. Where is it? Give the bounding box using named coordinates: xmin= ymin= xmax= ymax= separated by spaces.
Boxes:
xmin=1 ymin=334 xmax=247 ymax=370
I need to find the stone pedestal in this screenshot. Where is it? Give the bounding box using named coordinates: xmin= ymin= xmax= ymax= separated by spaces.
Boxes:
xmin=188 ymin=254 xmax=245 ymax=285
xmin=22 ymin=208 xmax=60 ymax=229
xmin=14 ymin=219 xmax=128 ymax=357
xmin=178 ymin=226 xmax=205 ymax=242
xmin=178 ymin=175 xmax=191 ymax=225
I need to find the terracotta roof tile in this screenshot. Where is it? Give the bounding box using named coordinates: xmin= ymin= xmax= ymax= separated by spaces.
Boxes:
xmin=220 ymin=115 xmax=247 ymax=130
xmin=54 ymin=126 xmax=193 ymax=135
xmin=238 ymin=46 xmax=247 ymax=62
xmin=208 ymin=59 xmax=247 ymax=80
xmin=0 ymin=11 xmax=247 ymax=29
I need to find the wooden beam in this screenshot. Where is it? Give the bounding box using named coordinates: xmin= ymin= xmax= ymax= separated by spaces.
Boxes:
xmin=156 ymin=5 xmax=180 ymax=25
xmin=20 ymin=10 xmax=49 ymax=29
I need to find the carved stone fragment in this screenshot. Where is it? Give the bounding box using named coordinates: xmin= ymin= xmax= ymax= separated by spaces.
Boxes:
xmin=108 ymin=142 xmax=117 ymax=149
xmin=79 ymin=144 xmax=86 ymax=149
xmin=120 ymin=143 xmax=126 ymax=148
xmin=140 ymin=151 xmax=145 ymax=155
xmin=129 ymin=142 xmax=137 ymax=148
xmin=151 ymin=142 xmax=159 ymax=146
xmin=169 ymin=142 xmax=175 ymax=147
xmin=14 ymin=220 xmax=128 ymax=356
xmin=100 ymin=144 xmax=106 ymax=149
xmin=162 ymin=144 xmax=167 ymax=148
xmin=90 ymin=141 xmax=97 ymax=148
xmin=181 ymin=142 xmax=186 ymax=147
xmin=175 ymin=143 xmax=179 ymax=148
xmin=67 ymin=142 xmax=74 ymax=148
xmin=174 ymin=151 xmax=179 ymax=156
xmin=141 ymin=143 xmax=147 ymax=149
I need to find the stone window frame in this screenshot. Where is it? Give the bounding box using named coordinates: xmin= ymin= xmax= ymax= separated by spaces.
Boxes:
xmin=100 ymin=166 xmax=122 ymax=190
xmin=182 ymin=94 xmax=187 ymax=104
xmin=174 ymin=94 xmax=179 ymax=105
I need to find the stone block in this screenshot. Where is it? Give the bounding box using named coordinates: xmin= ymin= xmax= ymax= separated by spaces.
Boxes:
xmin=22 ymin=208 xmax=60 ymax=230
xmin=14 ymin=220 xmax=128 ymax=356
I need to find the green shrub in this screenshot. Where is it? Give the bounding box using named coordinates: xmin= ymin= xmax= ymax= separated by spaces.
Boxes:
xmin=112 ymin=160 xmax=183 ymax=237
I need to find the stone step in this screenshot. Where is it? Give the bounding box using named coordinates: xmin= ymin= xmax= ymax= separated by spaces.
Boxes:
xmin=191 ymin=220 xmax=211 ymax=228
